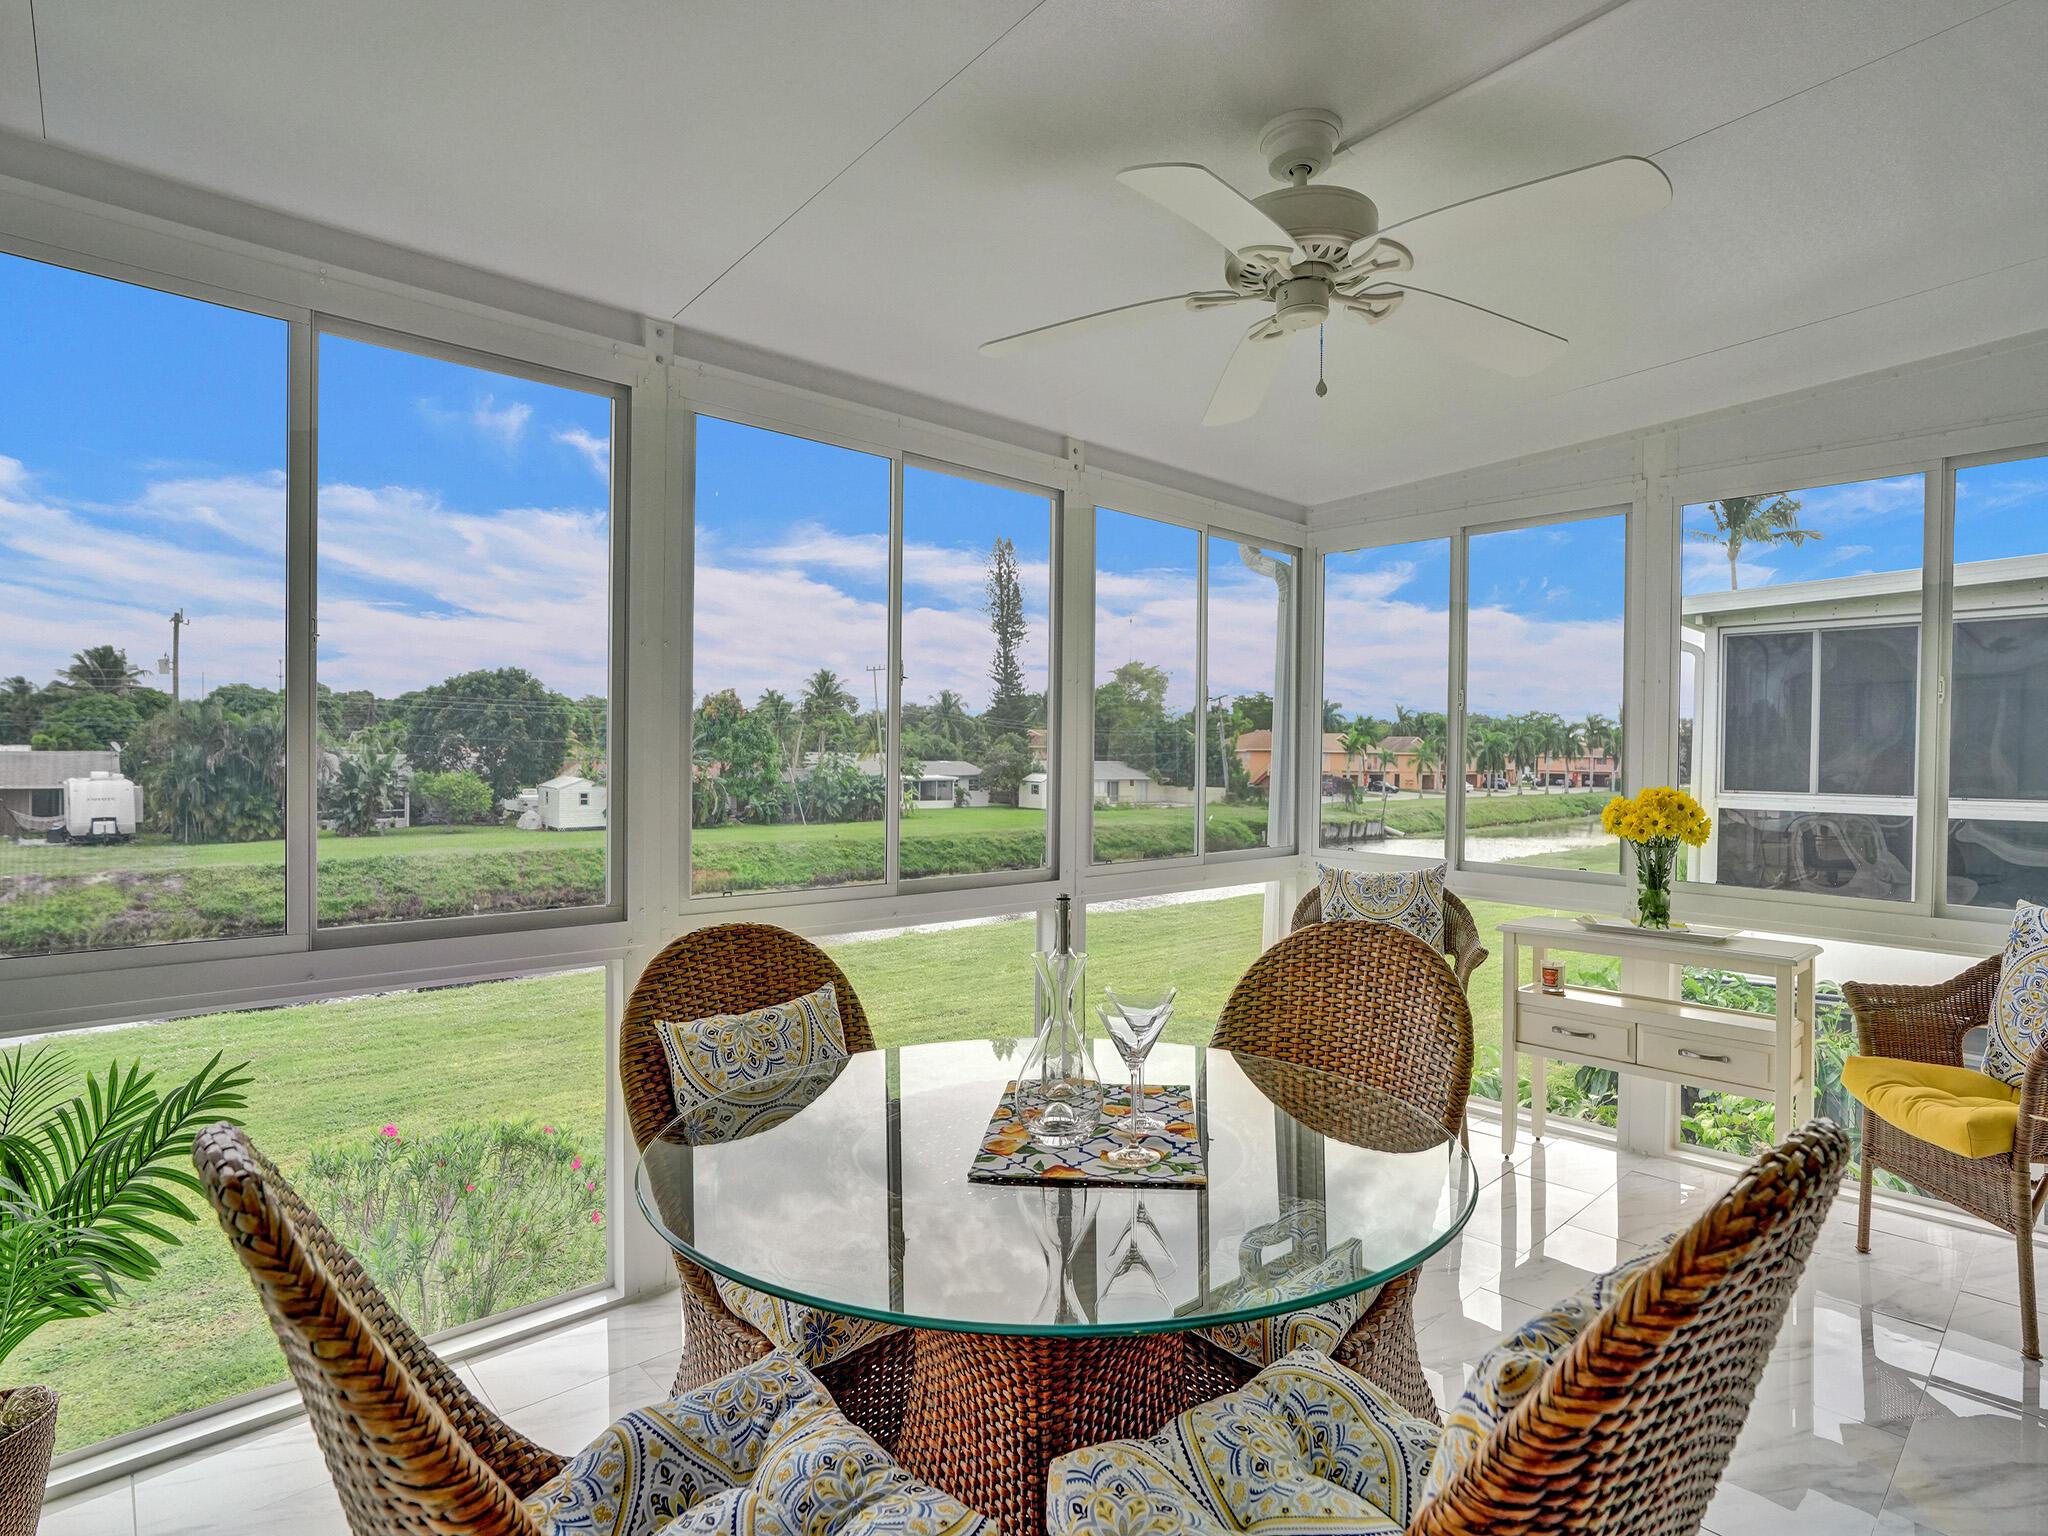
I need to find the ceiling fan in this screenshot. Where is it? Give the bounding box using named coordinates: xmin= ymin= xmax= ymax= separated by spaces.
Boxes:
xmin=979 ymin=109 xmax=1671 ymax=425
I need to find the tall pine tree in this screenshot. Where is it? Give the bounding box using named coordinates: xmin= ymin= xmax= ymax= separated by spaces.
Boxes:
xmin=983 ymin=536 xmax=1030 ymax=741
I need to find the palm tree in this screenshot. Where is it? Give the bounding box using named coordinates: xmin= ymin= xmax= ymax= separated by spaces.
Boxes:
xmin=1560 ymin=721 xmax=1585 ymax=784
xmin=1509 ymin=718 xmax=1546 ymax=793
xmin=1582 ymin=713 xmax=1616 ymax=782
xmin=1686 ymin=494 xmax=1820 ymax=590
xmin=0 ymin=676 xmax=36 ymax=743
xmin=754 ymin=689 xmax=798 ymax=769
xmin=1472 ymin=727 xmax=1511 ymax=787
xmin=1341 ymin=720 xmax=1375 ymax=790
xmin=931 ymin=690 xmax=973 ymax=752
xmin=799 ymin=669 xmax=857 ymax=755
xmin=1322 ymin=698 xmax=1344 ymax=733
xmin=1413 ymin=730 xmax=1444 ymax=791
xmin=59 ymin=645 xmax=147 ymax=695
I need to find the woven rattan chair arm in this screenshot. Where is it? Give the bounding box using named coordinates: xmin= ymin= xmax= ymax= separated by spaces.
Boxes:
xmin=1289 ymin=889 xmax=1321 ymax=933
xmin=1841 ymin=956 xmax=2000 ymax=1065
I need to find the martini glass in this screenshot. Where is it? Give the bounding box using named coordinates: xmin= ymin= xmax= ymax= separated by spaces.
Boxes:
xmin=1098 ymin=986 xmax=1178 ymax=1167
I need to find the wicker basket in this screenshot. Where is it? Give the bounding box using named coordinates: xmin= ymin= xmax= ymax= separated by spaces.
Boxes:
xmin=0 ymin=1388 xmax=58 ymax=1536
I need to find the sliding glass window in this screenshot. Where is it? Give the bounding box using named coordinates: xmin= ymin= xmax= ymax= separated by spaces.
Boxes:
xmin=1318 ymin=539 xmax=1450 ymax=857
xmin=900 ymin=465 xmax=1053 ymax=878
xmin=690 ymin=417 xmax=891 ymax=897
xmin=1093 ymin=508 xmax=1200 ymax=864
xmin=314 ymin=332 xmax=616 ymax=926
xmin=1206 ymin=537 xmax=1294 ymax=854
xmin=1463 ymin=513 xmax=1626 ymax=874
xmin=0 ymin=253 xmax=286 ymax=957
xmin=1679 ymin=475 xmax=1923 ymax=903
xmin=1947 ymin=453 xmax=2048 ymax=909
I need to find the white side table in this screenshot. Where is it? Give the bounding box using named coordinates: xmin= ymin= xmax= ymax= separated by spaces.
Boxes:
xmin=1498 ymin=916 xmax=1823 ymax=1155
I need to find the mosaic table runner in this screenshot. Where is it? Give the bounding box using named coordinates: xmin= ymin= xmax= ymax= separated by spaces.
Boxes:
xmin=968 ymin=1081 xmax=1206 ymax=1187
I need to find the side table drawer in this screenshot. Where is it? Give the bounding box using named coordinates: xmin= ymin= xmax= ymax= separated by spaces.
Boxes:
xmin=1637 ymin=1028 xmax=1773 ymax=1092
xmin=1522 ymin=1011 xmax=1633 ymax=1066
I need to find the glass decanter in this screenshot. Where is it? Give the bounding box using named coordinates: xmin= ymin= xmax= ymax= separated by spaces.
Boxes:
xmin=1017 ymin=895 xmax=1104 ymax=1148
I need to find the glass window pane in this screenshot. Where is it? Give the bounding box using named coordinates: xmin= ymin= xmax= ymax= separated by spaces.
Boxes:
xmin=1086 ymin=887 xmax=1269 ymax=1044
xmin=1318 ymin=541 xmax=1449 ymax=856
xmin=9 ymin=970 xmax=606 ymax=1453
xmin=315 ymin=334 xmax=613 ymax=925
xmin=691 ymin=418 xmax=890 ymax=895
xmin=0 ymin=254 xmax=286 ymax=958
xmin=823 ymin=912 xmax=1037 ymax=1048
xmin=1682 ymin=475 xmax=1924 ymax=902
xmin=1208 ymin=537 xmax=1293 ymax=854
xmin=1721 ymin=633 xmax=1813 ymax=792
xmin=899 ymin=467 xmax=1050 ymax=878
xmin=1093 ymin=509 xmax=1198 ymax=864
xmin=1464 ymin=515 xmax=1626 ymax=873
xmin=1816 ymin=626 xmax=1917 ymax=794
xmin=1949 ymin=457 xmax=2048 ymax=908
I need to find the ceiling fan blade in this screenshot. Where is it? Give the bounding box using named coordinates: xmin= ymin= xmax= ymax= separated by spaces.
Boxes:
xmin=1117 ymin=164 xmax=1301 ymax=260
xmin=979 ymin=292 xmax=1247 ymax=358
xmin=1382 ymin=156 xmax=1671 ymax=252
xmin=1203 ymin=320 xmax=1294 ymax=426
xmin=1359 ymin=284 xmax=1567 ymax=377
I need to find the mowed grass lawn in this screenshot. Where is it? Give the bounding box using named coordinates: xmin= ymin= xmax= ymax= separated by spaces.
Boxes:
xmin=19 ymin=882 xmax=1573 ymax=1453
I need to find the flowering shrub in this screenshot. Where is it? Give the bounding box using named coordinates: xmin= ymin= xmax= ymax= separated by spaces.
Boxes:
xmin=300 ymin=1119 xmax=605 ymax=1333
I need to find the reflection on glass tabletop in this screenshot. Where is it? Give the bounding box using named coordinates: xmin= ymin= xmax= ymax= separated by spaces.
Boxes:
xmin=634 ymin=1040 xmax=1477 ymax=1338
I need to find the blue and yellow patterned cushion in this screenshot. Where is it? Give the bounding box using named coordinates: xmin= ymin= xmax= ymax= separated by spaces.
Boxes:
xmin=657 ymin=982 xmax=850 ymax=1134
xmin=1193 ymin=1229 xmax=1381 ymax=1367
xmin=1048 ymin=1347 xmax=1435 ymax=1536
xmin=1416 ymin=1239 xmax=1667 ymax=1508
xmin=522 ymin=1350 xmax=828 ymax=1536
xmin=1987 ymin=900 xmax=2048 ymax=1087
xmin=710 ymin=1279 xmax=903 ymax=1371
xmin=1316 ymin=862 xmax=1448 ymax=953
xmin=668 ymin=1395 xmax=995 ymax=1536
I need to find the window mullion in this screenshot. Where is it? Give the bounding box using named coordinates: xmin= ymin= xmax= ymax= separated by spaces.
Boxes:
xmin=284 ymin=315 xmax=318 ymax=941
xmin=1923 ymin=461 xmax=1956 ymax=913
xmin=1446 ymin=531 xmax=1469 ymax=874
xmin=885 ymin=456 xmax=905 ymax=891
xmin=1195 ymin=531 xmax=1209 ymax=860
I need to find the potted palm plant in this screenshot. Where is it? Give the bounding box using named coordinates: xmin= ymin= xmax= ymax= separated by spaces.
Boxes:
xmin=0 ymin=1046 xmax=249 ymax=1534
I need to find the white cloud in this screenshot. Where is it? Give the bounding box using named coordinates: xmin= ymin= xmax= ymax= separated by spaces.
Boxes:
xmin=419 ymin=394 xmax=532 ymax=451
xmin=556 ymin=427 xmax=610 ymax=482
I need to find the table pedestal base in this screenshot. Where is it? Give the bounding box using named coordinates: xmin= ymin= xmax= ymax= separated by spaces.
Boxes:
xmin=891 ymin=1329 xmax=1234 ymax=1534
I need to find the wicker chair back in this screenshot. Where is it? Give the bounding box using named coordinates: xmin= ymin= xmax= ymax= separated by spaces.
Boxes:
xmin=1290 ymin=885 xmax=1490 ymax=988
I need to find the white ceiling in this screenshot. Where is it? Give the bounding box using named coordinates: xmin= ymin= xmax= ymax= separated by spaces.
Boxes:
xmin=5 ymin=0 xmax=2046 ymax=508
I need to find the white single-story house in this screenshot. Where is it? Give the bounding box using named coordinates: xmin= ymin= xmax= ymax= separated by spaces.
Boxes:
xmin=0 ymin=746 xmax=122 ymax=835
xmin=537 ymin=774 xmax=607 ymax=830
xmin=910 ymin=759 xmax=984 ymax=807
xmin=1021 ymin=760 xmax=1160 ymax=810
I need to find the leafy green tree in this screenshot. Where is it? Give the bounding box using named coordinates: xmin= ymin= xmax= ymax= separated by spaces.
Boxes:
xmin=30 ymin=693 xmax=141 ymax=751
xmin=693 ymin=690 xmax=783 ymax=826
xmin=983 ymin=537 xmax=1032 ymax=742
xmin=412 ymin=769 xmax=493 ymax=825
xmin=566 ymin=696 xmax=608 ymax=786
xmin=327 ymin=744 xmax=401 ymax=836
xmin=1095 ymin=661 xmax=1170 ymax=778
xmin=129 ymin=699 xmax=285 ymax=843
xmin=58 ymin=644 xmax=147 ymax=694
xmin=0 ymin=677 xmax=39 ymax=744
xmin=753 ymin=689 xmax=799 ymax=771
xmin=1509 ymin=717 xmax=1546 ymax=792
xmin=799 ymin=669 xmax=858 ymax=757
xmin=403 ymin=668 xmax=571 ymax=801
xmin=206 ymin=683 xmax=280 ymax=718
xmin=1232 ymin=691 xmax=1275 ymax=733
xmin=930 ymin=690 xmax=976 ymax=754
xmin=980 ymin=733 xmax=1032 ymax=807
xmin=1686 ymin=493 xmax=1819 ymax=590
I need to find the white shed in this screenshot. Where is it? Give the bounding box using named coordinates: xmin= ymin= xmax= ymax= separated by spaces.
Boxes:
xmin=537 ymin=775 xmax=607 ymax=830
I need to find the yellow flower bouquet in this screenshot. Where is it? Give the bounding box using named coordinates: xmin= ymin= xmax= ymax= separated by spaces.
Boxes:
xmin=1600 ymin=786 xmax=1711 ymax=928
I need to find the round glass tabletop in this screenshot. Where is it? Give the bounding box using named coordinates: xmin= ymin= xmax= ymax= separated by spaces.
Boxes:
xmin=634 ymin=1039 xmax=1476 ymax=1338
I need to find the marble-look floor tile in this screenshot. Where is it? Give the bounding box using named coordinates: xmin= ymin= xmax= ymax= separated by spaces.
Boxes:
xmin=1419 ymin=1231 xmax=1503 ymax=1297
xmin=133 ymin=1421 xmax=347 ymax=1536
xmin=1758 ymin=1290 xmax=1946 ymax=1438
xmin=1413 ymin=1288 xmax=1509 ymax=1400
xmin=1922 ymin=1291 xmax=2045 ymax=1421
xmin=499 ymin=1362 xmax=671 ymax=1454
xmin=1464 ymin=1169 xmax=1603 ymax=1255
xmin=1496 ymin=1225 xmax=1644 ymax=1312
xmin=1566 ymin=1168 xmax=1735 ymax=1245
xmin=1810 ymin=1220 xmax=1974 ymax=1293
xmin=1877 ymin=1405 xmax=2048 ymax=1536
xmin=1707 ymin=1415 xmax=1907 ymax=1536
xmin=467 ymin=1317 xmax=617 ymax=1414
xmin=1517 ymin=1135 xmax=1630 ymax=1196
xmin=39 ymin=1479 xmax=136 ymax=1536
xmin=1802 ymin=1253 xmax=1962 ymax=1336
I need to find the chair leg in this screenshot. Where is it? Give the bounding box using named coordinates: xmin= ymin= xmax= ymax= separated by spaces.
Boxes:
xmin=1855 ymin=1154 xmax=1874 ymax=1255
xmin=2016 ymin=1164 xmax=2041 ymax=1363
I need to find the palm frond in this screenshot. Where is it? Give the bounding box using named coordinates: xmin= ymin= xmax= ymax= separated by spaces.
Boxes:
xmin=0 ymin=1048 xmax=71 ymax=1139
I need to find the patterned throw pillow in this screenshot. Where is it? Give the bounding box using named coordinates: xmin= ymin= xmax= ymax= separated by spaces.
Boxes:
xmin=1048 ymin=1347 xmax=1436 ymax=1536
xmin=1317 ymin=862 xmax=1448 ymax=953
xmin=1987 ymin=900 xmax=2048 ymax=1087
xmin=1415 ymin=1238 xmax=1669 ymax=1508
xmin=1194 ymin=1218 xmax=1382 ymax=1366
xmin=657 ymin=982 xmax=849 ymax=1137
xmin=671 ymin=1395 xmax=995 ymax=1536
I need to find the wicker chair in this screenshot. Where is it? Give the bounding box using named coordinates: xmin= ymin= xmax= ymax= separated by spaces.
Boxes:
xmin=1290 ymin=885 xmax=1490 ymax=989
xmin=620 ymin=922 xmax=911 ymax=1397
xmin=1413 ymin=1120 xmax=1850 ymax=1536
xmin=1841 ymin=957 xmax=2045 ymax=1360
xmin=195 ymin=1123 xmax=565 ymax=1535
xmin=1207 ymin=920 xmax=1475 ymax=1419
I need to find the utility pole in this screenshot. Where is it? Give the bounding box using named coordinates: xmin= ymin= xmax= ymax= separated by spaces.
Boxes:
xmin=163 ymin=610 xmax=190 ymax=703
xmin=864 ymin=663 xmax=887 ymax=759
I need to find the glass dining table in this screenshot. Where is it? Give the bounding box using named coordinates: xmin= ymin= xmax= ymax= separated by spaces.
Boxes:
xmin=635 ymin=1039 xmax=1476 ymax=1531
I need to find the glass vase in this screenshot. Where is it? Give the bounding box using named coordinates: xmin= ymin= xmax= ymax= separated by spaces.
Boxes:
xmin=1634 ymin=840 xmax=1676 ymax=928
xmin=1018 ymin=900 xmax=1103 ymax=1148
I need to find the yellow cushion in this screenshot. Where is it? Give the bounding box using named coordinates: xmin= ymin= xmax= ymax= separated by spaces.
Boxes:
xmin=1841 ymin=1056 xmax=2020 ymax=1159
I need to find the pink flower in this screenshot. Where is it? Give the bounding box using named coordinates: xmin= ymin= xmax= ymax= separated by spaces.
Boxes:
xmin=380 ymin=1125 xmax=399 ymax=1137
xmin=543 ymin=1125 xmax=555 ymax=1134
xmin=571 ymin=1156 xmax=582 ymax=1170
xmin=587 ymin=1181 xmax=596 ymax=1191
xmin=464 ymin=1184 xmax=475 ymax=1193
xmin=589 ymin=1211 xmax=603 ymax=1225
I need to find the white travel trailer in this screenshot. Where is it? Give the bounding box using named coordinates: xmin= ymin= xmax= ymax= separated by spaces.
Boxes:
xmin=55 ymin=771 xmax=143 ymax=844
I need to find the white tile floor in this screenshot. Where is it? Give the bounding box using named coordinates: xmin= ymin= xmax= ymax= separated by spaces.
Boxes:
xmin=40 ymin=1126 xmax=2046 ymax=1535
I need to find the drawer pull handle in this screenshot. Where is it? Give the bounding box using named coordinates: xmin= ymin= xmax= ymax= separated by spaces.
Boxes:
xmin=1678 ymin=1048 xmax=1732 ymax=1064
xmin=1552 ymin=1026 xmax=1598 ymax=1040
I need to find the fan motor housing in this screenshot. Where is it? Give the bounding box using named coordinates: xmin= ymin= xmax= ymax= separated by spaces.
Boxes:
xmin=1252 ymin=184 xmax=1378 ymax=265
xmin=1272 ymin=277 xmax=1330 ymax=332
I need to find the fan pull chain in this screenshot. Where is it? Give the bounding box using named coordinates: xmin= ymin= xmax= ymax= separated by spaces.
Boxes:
xmin=1315 ymin=325 xmax=1328 ymax=398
